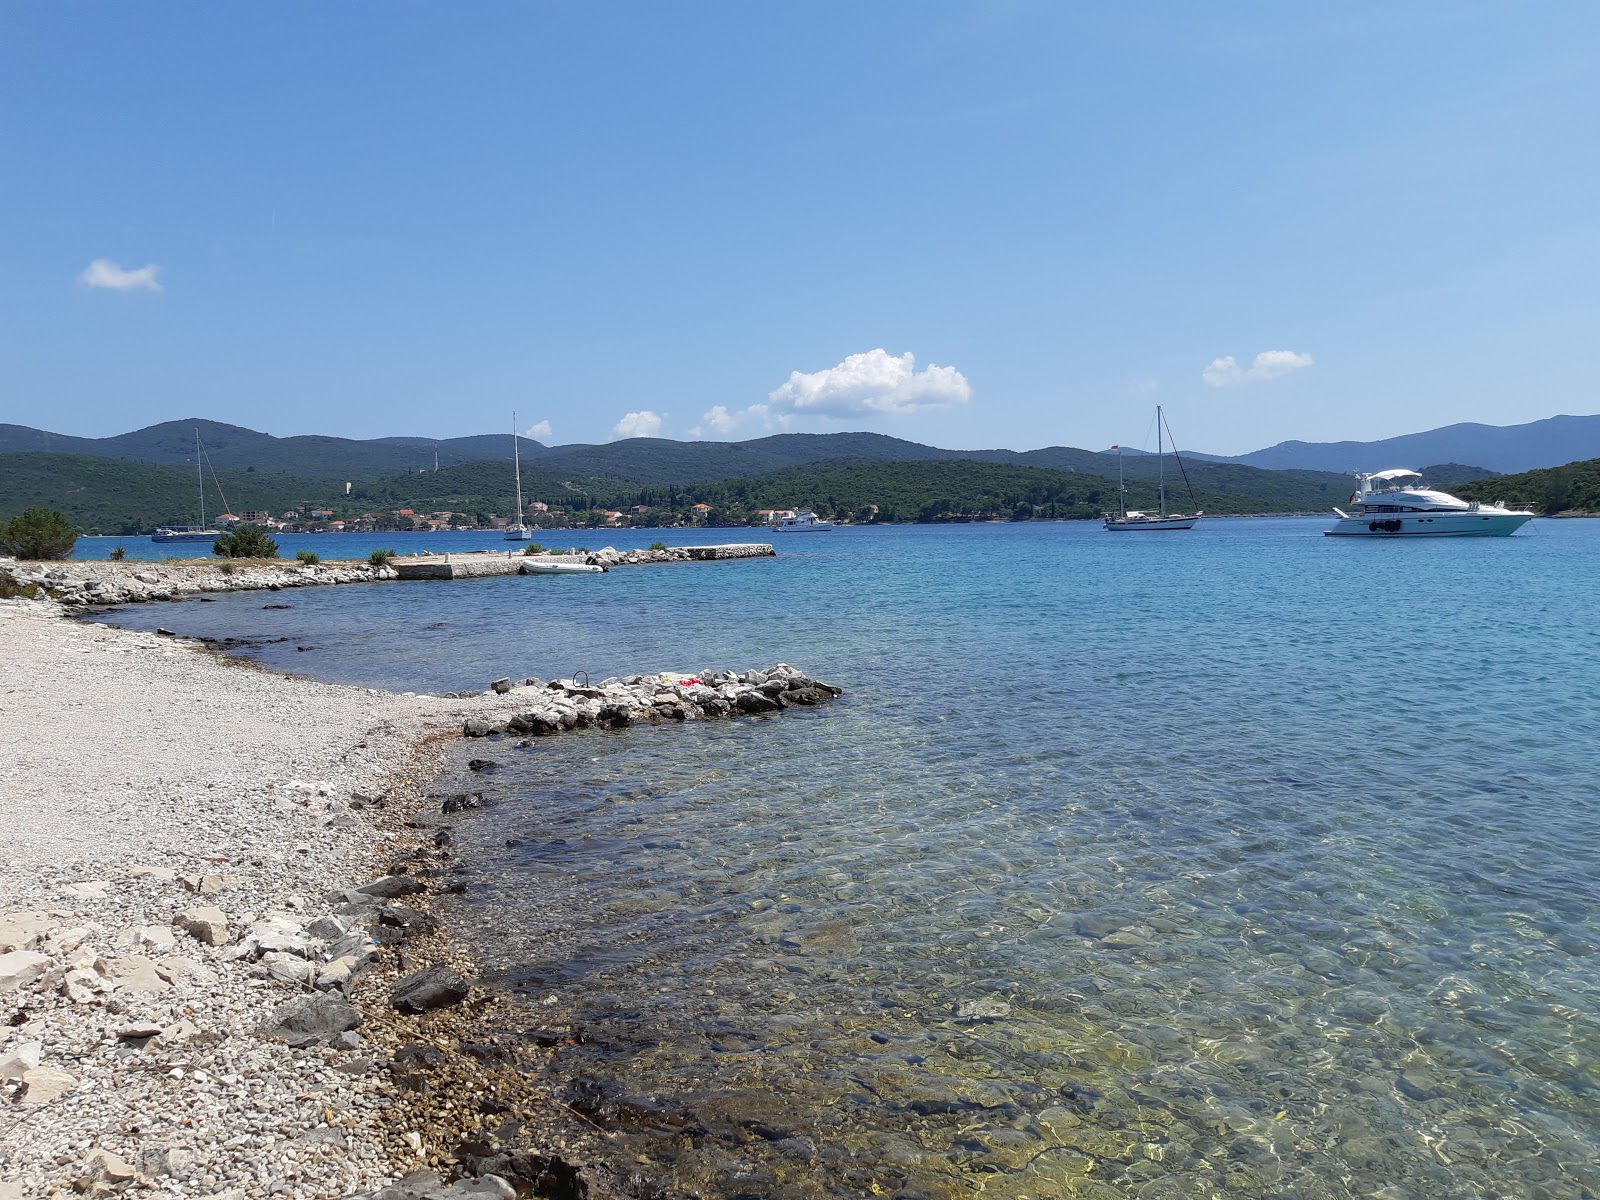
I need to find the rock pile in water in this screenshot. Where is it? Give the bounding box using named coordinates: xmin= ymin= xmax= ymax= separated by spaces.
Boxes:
xmin=459 ymin=664 xmax=841 ymax=739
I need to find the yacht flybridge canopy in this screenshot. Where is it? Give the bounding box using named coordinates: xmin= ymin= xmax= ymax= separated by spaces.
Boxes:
xmin=1368 ymin=469 xmax=1424 ymax=481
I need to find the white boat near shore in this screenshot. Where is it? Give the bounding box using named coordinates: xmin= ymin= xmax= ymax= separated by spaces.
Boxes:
xmin=1324 ymin=469 xmax=1533 ymax=537
xmin=523 ymin=560 xmax=605 ymax=574
xmin=153 ymin=429 xmax=221 ymax=544
xmin=771 ymin=510 xmax=834 ymax=532
xmin=503 ymin=412 xmax=533 ymax=542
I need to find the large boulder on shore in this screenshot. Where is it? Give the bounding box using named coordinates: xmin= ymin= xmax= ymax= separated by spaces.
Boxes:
xmin=391 ymin=964 xmax=471 ymax=1014
xmin=258 ymin=994 xmax=362 ymax=1048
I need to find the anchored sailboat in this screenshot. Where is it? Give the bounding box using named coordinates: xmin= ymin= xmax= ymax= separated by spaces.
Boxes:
xmin=503 ymin=413 xmax=533 ymax=541
xmin=1103 ymin=406 xmax=1202 ymax=531
xmin=152 ymin=429 xmax=221 ymax=543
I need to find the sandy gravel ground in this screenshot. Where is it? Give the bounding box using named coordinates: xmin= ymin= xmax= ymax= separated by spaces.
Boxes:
xmin=0 ymin=600 xmax=516 ymax=1199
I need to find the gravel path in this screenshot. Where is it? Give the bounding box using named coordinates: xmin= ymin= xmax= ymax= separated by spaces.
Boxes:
xmin=0 ymin=600 xmax=517 ymax=1199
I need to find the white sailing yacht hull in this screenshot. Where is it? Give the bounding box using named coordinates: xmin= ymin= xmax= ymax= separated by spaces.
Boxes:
xmin=1324 ymin=511 xmax=1532 ymax=537
xmin=1103 ymin=516 xmax=1199 ymax=531
xmin=151 ymin=529 xmax=217 ymax=542
xmin=503 ymin=527 xmax=533 ymax=541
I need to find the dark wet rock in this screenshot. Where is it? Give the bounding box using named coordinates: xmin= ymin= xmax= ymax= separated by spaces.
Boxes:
xmin=523 ymin=1026 xmax=572 ymax=1047
xmin=490 ymin=677 xmax=513 ymax=694
xmin=783 ymin=687 xmax=822 ymax=705
xmin=155 ymin=627 xmax=175 ymax=636
xmin=461 ymin=1041 xmax=515 ymax=1066
xmin=356 ymin=874 xmax=426 ymax=899
xmin=735 ymin=691 xmax=782 ymax=714
xmin=263 ymin=603 xmax=292 ymax=609
xmin=391 ymin=964 xmax=471 ymax=1014
xmin=393 ymin=1042 xmax=450 ymax=1069
xmin=1073 ymin=913 xmax=1125 ymax=939
xmin=441 ymin=792 xmax=485 ymax=814
xmin=563 ymin=1077 xmax=686 ymax=1131
xmin=1396 ymin=1069 xmax=1449 ymax=1102
xmin=296 ymin=645 xmax=318 ymax=652
xmin=258 ymin=994 xmax=361 ymax=1048
xmin=506 ymin=711 xmax=561 ymax=736
xmin=463 ymin=718 xmax=498 ymax=738
xmin=378 ymin=904 xmax=440 ymax=940
xmin=434 ymin=829 xmax=454 ymax=847
xmin=466 ymin=759 xmax=498 ymax=772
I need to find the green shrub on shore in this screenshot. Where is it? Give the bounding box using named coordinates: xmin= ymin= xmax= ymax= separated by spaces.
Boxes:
xmin=213 ymin=525 xmax=280 ymax=559
xmin=368 ymin=548 xmax=396 ymax=566
xmin=295 ymin=549 xmax=320 ymax=565
xmin=649 ymin=541 xmax=667 ymax=551
xmin=0 ymin=507 xmax=78 ymax=560
xmin=521 ymin=543 xmax=546 ymax=555
xmin=108 ymin=546 xmax=127 ymax=561
xmin=217 ymin=561 xmax=236 ymax=575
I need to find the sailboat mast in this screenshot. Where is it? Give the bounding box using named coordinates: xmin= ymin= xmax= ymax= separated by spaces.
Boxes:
xmin=196 ymin=428 xmax=205 ymax=528
xmin=511 ymin=412 xmax=524 ymax=527
xmin=1157 ymin=406 xmax=1166 ymax=517
xmin=1118 ymin=446 xmax=1126 ymax=517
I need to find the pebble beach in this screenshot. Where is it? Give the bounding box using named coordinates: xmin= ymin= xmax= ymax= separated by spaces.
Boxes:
xmin=0 ymin=598 xmax=513 ymax=1198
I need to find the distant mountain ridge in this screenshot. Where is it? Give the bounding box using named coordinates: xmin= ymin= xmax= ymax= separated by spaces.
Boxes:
xmin=1203 ymin=414 xmax=1600 ymax=475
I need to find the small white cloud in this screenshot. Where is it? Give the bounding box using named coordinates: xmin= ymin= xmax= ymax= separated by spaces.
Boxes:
xmin=1132 ymin=377 xmax=1159 ymax=395
xmin=769 ymin=348 xmax=971 ymax=418
xmin=610 ymin=410 xmax=663 ymax=440
xmin=695 ymin=349 xmax=971 ymax=435
xmin=79 ymin=259 xmax=161 ymax=292
xmin=1202 ymin=349 xmax=1313 ymax=387
xmin=524 ymin=420 xmax=552 ymax=441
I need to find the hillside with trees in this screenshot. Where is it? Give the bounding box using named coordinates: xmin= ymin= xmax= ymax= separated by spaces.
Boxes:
xmin=1456 ymin=459 xmax=1600 ymax=515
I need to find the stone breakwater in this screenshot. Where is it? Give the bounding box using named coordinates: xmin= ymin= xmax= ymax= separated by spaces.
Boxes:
xmin=0 ymin=601 xmax=838 ymax=1199
xmin=0 ymin=543 xmax=775 ymax=607
xmin=460 ymin=664 xmax=842 ymax=739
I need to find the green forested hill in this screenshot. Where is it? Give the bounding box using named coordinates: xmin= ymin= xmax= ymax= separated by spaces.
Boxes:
xmin=1456 ymin=459 xmax=1600 ymax=515
xmin=0 ymin=454 xmax=338 ymax=533
xmin=2 ymin=447 xmax=1353 ymax=533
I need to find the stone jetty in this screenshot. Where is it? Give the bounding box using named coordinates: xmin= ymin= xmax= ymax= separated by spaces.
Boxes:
xmin=390 ymin=542 xmax=773 ymax=580
xmin=0 ymin=543 xmax=774 ymax=607
xmin=458 ymin=662 xmax=840 ymax=740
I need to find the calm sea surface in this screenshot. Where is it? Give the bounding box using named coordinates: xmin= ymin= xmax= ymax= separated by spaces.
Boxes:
xmin=92 ymin=519 xmax=1600 ymax=1198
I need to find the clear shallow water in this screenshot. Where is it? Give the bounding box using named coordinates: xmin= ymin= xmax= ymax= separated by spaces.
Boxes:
xmin=93 ymin=519 xmax=1600 ymax=1197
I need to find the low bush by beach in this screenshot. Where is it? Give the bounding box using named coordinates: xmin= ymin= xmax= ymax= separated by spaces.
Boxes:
xmin=0 ymin=506 xmax=78 ymax=560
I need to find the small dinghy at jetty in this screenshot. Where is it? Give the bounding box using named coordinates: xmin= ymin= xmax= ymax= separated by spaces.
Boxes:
xmin=521 ymin=560 xmax=605 ymax=574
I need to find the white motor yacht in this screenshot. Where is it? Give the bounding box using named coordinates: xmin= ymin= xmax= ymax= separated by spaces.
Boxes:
xmin=1325 ymin=469 xmax=1533 ymax=537
xmin=771 ymin=510 xmax=834 ymax=531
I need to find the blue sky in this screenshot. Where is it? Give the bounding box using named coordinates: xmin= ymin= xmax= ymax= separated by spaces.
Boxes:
xmin=2 ymin=2 xmax=1595 ymax=454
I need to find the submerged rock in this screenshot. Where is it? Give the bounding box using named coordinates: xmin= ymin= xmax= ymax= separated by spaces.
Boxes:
xmin=391 ymin=964 xmax=471 ymax=1014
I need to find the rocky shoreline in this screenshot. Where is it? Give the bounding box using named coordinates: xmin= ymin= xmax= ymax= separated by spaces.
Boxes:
xmin=0 ymin=545 xmax=775 ymax=610
xmin=0 ymin=598 xmax=837 ymax=1199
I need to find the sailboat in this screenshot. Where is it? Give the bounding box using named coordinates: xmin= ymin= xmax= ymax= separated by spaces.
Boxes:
xmin=503 ymin=412 xmax=533 ymax=541
xmin=1103 ymin=406 xmax=1203 ymax=531
xmin=153 ymin=429 xmax=221 ymax=542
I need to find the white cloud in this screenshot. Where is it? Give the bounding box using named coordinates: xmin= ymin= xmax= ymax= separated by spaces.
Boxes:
xmin=1202 ymin=349 xmax=1313 ymax=387
xmin=524 ymin=420 xmax=553 ymax=441
xmin=1132 ymin=377 xmax=1159 ymax=395
xmin=79 ymin=259 xmax=161 ymax=292
xmin=610 ymin=410 xmax=663 ymax=440
xmin=692 ymin=348 xmax=971 ymax=437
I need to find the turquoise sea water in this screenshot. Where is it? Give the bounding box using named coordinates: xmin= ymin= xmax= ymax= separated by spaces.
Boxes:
xmin=92 ymin=519 xmax=1600 ymax=1197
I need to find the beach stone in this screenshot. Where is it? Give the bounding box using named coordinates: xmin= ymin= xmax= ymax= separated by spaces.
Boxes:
xmin=62 ymin=880 xmax=111 ymax=900
xmin=127 ymin=865 xmax=177 ymax=882
xmin=0 ymin=949 xmax=51 ymax=991
xmin=116 ymin=1021 xmax=166 ymax=1040
xmin=735 ymin=690 xmax=781 ymax=714
xmin=181 ymin=873 xmax=233 ymax=894
xmin=355 ymin=874 xmax=426 ymax=899
xmin=153 ymin=956 xmax=214 ymax=985
xmin=391 ymin=964 xmax=471 ymax=1014
xmin=260 ymin=951 xmax=319 ymax=985
xmin=955 ymin=998 xmax=1012 ymax=1021
xmin=134 ymin=924 xmax=178 ymax=953
xmin=137 ymin=1145 xmax=196 ymax=1180
xmin=316 ymin=955 xmax=363 ymax=992
xmin=149 ymin=1019 xmax=202 ymax=1049
xmin=462 ymin=717 xmax=497 ymax=738
xmin=490 ymin=677 xmax=513 ymax=694
xmin=0 ymin=1180 xmax=21 ymax=1200
xmin=19 ymin=1066 xmax=77 ymax=1104
xmin=77 ymin=1149 xmax=137 ymax=1187
xmin=1397 ymin=1068 xmax=1448 ymax=1102
xmin=0 ymin=1042 xmax=43 ymax=1081
xmin=307 ymin=914 xmax=350 ymax=941
xmin=258 ymin=994 xmax=362 ymax=1048
xmin=98 ymin=954 xmax=170 ymax=994
xmin=174 ymin=906 xmax=231 ymax=945
xmin=0 ymin=913 xmax=51 ymax=953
